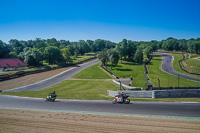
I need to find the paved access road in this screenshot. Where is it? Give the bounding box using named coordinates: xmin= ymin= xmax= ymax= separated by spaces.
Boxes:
xmin=3 ymin=60 xmax=100 ymax=92
xmin=156 ymin=52 xmax=200 ymax=82
xmin=0 ymin=95 xmax=200 ymax=118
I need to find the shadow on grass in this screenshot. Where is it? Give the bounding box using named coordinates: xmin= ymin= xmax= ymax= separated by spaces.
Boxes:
xmin=153 ymin=54 xmax=161 ymax=57
xmin=120 ymin=62 xmax=143 ymax=66
xmin=116 ymin=68 xmax=132 ymax=71
xmin=151 ymin=58 xmax=162 ymax=61
xmin=147 ymin=62 xmax=153 ymax=65
xmin=85 ymin=53 xmax=95 ymax=56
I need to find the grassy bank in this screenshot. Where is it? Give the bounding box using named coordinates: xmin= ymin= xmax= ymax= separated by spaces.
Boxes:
xmin=171 ymin=53 xmax=199 ymax=78
xmin=73 ymin=62 xmax=113 ymax=79
xmin=147 ymin=54 xmax=198 ymax=87
xmin=106 ymin=61 xmax=146 ymax=88
xmin=1 ymin=80 xmax=119 ymax=100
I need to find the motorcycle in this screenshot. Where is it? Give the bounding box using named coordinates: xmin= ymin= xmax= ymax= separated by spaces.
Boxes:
xmin=46 ymin=93 xmax=57 ymax=102
xmin=112 ymin=95 xmax=130 ymax=104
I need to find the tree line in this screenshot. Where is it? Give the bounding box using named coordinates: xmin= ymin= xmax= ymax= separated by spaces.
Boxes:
xmin=0 ymin=37 xmax=199 ymax=67
xmin=0 ymin=38 xmax=115 ymax=67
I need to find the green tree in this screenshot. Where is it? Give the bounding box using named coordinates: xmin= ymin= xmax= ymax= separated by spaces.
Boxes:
xmin=9 ymin=52 xmax=18 ymax=58
xmin=134 ymin=48 xmax=143 ymax=63
xmin=144 ymin=46 xmax=153 ymax=59
xmin=98 ymin=49 xmax=109 ymax=67
xmin=9 ymin=39 xmax=24 ymax=54
xmin=127 ymin=40 xmax=137 ymax=60
xmin=0 ymin=40 xmax=10 ymax=58
xmin=44 ymin=46 xmax=61 ymax=64
xmin=116 ymin=43 xmax=123 ymax=63
xmin=61 ymin=48 xmax=72 ymax=63
xmin=108 ymin=49 xmax=119 ymax=69
xmin=24 ymin=48 xmax=43 ymax=67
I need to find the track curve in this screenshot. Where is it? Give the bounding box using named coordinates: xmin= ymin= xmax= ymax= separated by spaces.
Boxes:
xmin=0 ymin=58 xmax=200 ymax=119
xmin=156 ymin=52 xmax=200 ymax=82
xmin=3 ymin=60 xmax=100 ymax=92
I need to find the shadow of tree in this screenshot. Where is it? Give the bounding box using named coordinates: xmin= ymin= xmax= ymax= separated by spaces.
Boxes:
xmin=116 ymin=68 xmax=132 ymax=71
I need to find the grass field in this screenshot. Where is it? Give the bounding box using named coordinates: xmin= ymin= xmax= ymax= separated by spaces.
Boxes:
xmin=1 ymin=52 xmax=200 ymax=102
xmin=72 ymin=62 xmax=113 ymax=79
xmin=2 ymin=80 xmax=119 ymax=100
xmin=171 ymin=53 xmax=199 ymax=78
xmin=2 ymin=79 xmax=200 ymax=101
xmin=147 ymin=54 xmax=198 ymax=87
xmin=106 ymin=61 xmax=146 ymax=88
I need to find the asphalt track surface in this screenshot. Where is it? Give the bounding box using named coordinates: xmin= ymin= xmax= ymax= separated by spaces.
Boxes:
xmin=0 ymin=95 xmax=200 ymax=118
xmin=0 ymin=59 xmax=200 ymax=119
xmin=3 ymin=59 xmax=101 ymax=92
xmin=156 ymin=52 xmax=200 ymax=82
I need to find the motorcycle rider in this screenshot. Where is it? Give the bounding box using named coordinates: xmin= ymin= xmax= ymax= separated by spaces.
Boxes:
xmin=49 ymin=91 xmax=56 ymax=98
xmin=120 ymin=92 xmax=126 ymax=102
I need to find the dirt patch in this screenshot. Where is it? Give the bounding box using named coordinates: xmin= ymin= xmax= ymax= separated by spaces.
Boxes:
xmin=0 ymin=67 xmax=72 ymax=91
xmin=1 ymin=109 xmax=200 ymax=133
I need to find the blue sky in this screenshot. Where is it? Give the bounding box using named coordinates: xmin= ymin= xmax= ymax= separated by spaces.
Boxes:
xmin=0 ymin=0 xmax=199 ymax=43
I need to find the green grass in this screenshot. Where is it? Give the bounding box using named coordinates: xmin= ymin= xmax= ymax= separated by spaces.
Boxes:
xmin=171 ymin=53 xmax=199 ymax=78
xmin=190 ymin=53 xmax=200 ymax=58
xmin=147 ymin=54 xmax=198 ymax=87
xmin=184 ymin=59 xmax=200 ymax=72
xmin=73 ymin=62 xmax=113 ymax=79
xmin=0 ymin=72 xmax=17 ymax=76
xmin=2 ymin=79 xmax=200 ymax=102
xmin=1 ymin=80 xmax=119 ymax=100
xmin=71 ymin=52 xmax=95 ymax=62
xmin=106 ymin=61 xmax=146 ymax=88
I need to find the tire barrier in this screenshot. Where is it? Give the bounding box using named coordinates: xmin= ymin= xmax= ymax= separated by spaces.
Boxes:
xmin=100 ymin=65 xmax=119 ymax=79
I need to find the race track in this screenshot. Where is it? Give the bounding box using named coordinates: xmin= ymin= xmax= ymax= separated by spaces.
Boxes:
xmin=3 ymin=60 xmax=101 ymax=92
xmin=0 ymin=59 xmax=200 ymax=119
xmin=156 ymin=52 xmax=200 ymax=82
xmin=0 ymin=95 xmax=200 ymax=118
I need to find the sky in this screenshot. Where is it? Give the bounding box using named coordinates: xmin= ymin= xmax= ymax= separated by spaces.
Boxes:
xmin=0 ymin=0 xmax=200 ymax=43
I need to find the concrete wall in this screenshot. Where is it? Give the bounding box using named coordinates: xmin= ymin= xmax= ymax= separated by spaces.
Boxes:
xmin=108 ymin=89 xmax=200 ymax=98
xmin=152 ymin=89 xmax=200 ymax=98
xmin=107 ymin=90 xmax=152 ymax=98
